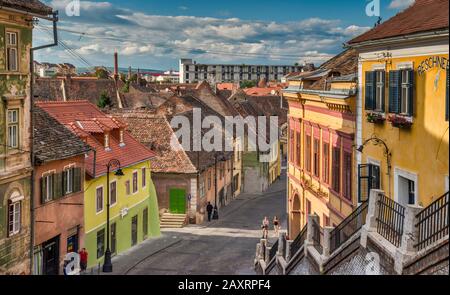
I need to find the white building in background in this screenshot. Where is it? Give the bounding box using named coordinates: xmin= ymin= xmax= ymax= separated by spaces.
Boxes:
xmin=179 ymin=58 xmax=311 ymax=84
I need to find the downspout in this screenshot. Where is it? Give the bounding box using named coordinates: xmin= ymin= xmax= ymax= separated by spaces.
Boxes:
xmin=30 ymin=11 xmax=59 ymax=274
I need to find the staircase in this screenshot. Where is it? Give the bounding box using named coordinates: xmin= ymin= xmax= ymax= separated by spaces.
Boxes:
xmin=160 ymin=213 xmax=187 ymax=228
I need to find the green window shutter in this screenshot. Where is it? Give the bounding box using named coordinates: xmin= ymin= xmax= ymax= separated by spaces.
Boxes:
xmin=407 ymin=69 xmax=415 ymax=117
xmin=389 ymin=70 xmax=401 ymax=114
xmin=54 ymin=173 xmax=63 ymax=199
xmin=381 ymin=71 xmax=386 ymax=112
xmin=365 ymin=71 xmax=376 ymax=110
xmin=446 ymin=67 xmax=449 ymax=121
xmin=40 ymin=177 xmax=46 ymax=205
xmin=74 ymin=167 xmax=82 ymax=193
xmin=62 ymin=170 xmax=67 ymax=196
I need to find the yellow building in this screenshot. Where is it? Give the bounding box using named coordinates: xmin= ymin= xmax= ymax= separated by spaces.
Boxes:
xmin=284 ymin=50 xmax=359 ymax=238
xmin=347 ymin=0 xmax=449 ymax=208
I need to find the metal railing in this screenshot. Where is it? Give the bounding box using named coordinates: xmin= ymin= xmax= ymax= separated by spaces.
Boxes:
xmin=312 ymin=218 xmax=323 ymax=254
xmin=290 ymin=224 xmax=307 ymax=257
xmin=376 ymin=194 xmax=405 ymax=247
xmin=330 ymin=201 xmax=369 ymax=254
xmin=415 ymin=192 xmax=449 ymax=251
xmin=268 ymin=240 xmax=279 ymax=262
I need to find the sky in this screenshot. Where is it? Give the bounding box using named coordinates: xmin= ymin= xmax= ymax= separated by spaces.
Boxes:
xmin=34 ymin=0 xmax=416 ymax=71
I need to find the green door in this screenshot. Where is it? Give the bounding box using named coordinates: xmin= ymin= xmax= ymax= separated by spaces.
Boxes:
xmin=169 ymin=189 xmax=186 ymax=214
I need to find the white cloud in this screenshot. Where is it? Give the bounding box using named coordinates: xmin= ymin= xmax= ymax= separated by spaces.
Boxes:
xmin=36 ymin=1 xmax=371 ymax=69
xmin=389 ymin=0 xmax=415 ymax=9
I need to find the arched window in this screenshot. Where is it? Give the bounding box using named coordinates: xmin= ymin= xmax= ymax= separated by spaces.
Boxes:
xmin=8 ymin=190 xmax=23 ymax=237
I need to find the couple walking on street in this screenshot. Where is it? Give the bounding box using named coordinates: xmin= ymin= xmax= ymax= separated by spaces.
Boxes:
xmin=261 ymin=216 xmax=280 ymax=239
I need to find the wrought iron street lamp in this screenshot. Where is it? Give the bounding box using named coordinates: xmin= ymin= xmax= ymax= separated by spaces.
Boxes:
xmin=102 ymin=159 xmax=124 ymax=273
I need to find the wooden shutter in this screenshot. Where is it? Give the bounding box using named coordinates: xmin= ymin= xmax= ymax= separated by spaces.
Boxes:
xmin=406 ymin=69 xmax=415 ymax=117
xmin=380 ymin=71 xmax=386 ymax=112
xmin=74 ymin=167 xmax=82 ymax=193
xmin=54 ymin=173 xmax=63 ymax=199
xmin=389 ymin=70 xmax=401 ymax=114
xmin=40 ymin=177 xmax=46 ymax=205
xmin=62 ymin=170 xmax=67 ymax=196
xmin=365 ymin=71 xmax=376 ymax=110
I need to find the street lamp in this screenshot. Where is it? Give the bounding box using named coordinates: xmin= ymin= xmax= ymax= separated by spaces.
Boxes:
xmin=356 ymin=134 xmax=392 ymax=197
xmin=102 ymin=159 xmax=124 ymax=273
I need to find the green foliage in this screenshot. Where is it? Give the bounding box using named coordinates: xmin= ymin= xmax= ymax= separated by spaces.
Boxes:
xmin=240 ymin=80 xmax=256 ymax=89
xmin=95 ymin=68 xmax=109 ymax=79
xmin=97 ymin=90 xmax=112 ymax=108
xmin=121 ymin=80 xmax=130 ymax=93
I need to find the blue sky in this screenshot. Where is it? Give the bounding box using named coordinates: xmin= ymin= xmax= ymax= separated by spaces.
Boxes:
xmin=34 ymin=0 xmax=415 ymax=70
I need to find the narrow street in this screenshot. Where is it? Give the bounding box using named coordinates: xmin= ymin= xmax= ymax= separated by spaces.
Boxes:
xmin=106 ymin=172 xmax=287 ymax=275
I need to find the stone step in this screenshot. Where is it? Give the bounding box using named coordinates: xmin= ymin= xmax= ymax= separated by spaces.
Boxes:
xmin=160 ymin=213 xmax=187 ymax=228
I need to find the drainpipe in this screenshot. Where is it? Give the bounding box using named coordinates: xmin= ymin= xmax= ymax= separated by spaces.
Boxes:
xmin=30 ymin=11 xmax=59 ymax=274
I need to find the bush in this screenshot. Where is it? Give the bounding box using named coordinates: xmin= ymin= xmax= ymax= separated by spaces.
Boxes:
xmin=97 ymin=91 xmax=112 ymax=108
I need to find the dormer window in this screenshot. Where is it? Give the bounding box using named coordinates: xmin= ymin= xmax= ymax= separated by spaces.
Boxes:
xmin=105 ymin=133 xmax=110 ymax=151
xmin=119 ymin=129 xmax=125 ymax=147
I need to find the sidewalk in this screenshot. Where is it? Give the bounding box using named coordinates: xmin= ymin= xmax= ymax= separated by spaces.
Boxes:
xmin=87 ymin=234 xmax=182 ymax=275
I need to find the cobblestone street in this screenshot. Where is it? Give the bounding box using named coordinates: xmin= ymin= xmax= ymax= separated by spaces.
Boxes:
xmin=97 ymin=172 xmax=287 ymax=275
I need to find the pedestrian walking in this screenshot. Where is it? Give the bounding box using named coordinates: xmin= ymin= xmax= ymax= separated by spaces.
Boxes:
xmin=206 ymin=202 xmax=214 ymax=222
xmin=79 ymin=248 xmax=88 ymax=274
xmin=261 ymin=216 xmax=269 ymax=239
xmin=273 ymin=216 xmax=280 ymax=237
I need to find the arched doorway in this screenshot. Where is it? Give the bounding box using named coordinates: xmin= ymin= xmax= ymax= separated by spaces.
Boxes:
xmin=290 ymin=193 xmax=301 ymax=238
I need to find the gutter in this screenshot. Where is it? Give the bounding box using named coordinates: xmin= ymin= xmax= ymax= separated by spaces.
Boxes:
xmin=30 ymin=10 xmax=59 ymax=274
xmin=345 ymin=29 xmax=449 ymax=49
xmin=0 ymin=6 xmax=55 ymax=21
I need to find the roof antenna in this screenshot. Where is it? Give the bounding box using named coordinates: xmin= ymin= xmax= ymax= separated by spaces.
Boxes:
xmin=374 ymin=17 xmax=382 ymax=27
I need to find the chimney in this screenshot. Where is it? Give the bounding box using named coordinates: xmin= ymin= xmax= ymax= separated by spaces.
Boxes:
xmin=114 ymin=51 xmax=119 ymax=81
xmin=104 ymin=132 xmax=111 ymax=151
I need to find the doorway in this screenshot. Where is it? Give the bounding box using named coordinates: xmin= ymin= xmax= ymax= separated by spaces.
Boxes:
xmin=131 ymin=215 xmax=138 ymax=246
xmin=169 ymin=188 xmax=186 ymax=214
xmin=43 ymin=236 xmax=60 ymax=275
xmin=395 ymin=168 xmax=418 ymax=206
xmin=111 ymin=223 xmax=117 ymax=255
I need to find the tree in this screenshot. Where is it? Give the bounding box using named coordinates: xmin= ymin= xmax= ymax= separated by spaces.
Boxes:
xmin=294 ymin=62 xmax=299 ymax=67
xmin=240 ymin=80 xmax=256 ymax=89
xmin=97 ymin=91 xmax=112 ymax=108
xmin=95 ymin=68 xmax=109 ymax=79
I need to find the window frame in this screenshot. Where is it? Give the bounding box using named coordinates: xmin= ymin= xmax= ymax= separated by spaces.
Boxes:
xmin=141 ymin=168 xmax=147 ymax=188
xmin=6 ymin=30 xmax=19 ymax=72
xmin=313 ymin=138 xmax=320 ymax=178
xmin=132 ymin=171 xmax=138 ymax=194
xmin=7 ymin=108 xmax=19 ymax=149
xmin=110 ymin=180 xmax=117 ymax=206
xmin=96 ymin=186 xmax=104 ymax=214
xmin=305 ymin=135 xmax=312 ymax=173
xmin=323 ymin=142 xmax=330 ymax=184
xmin=375 ymin=70 xmax=385 ymax=112
xmin=8 ymin=201 xmax=21 ymax=237
xmin=400 ymin=70 xmax=411 ymax=115
xmin=332 ymin=147 xmax=341 ymax=194
xmin=96 ymin=229 xmax=105 ymax=259
xmin=125 ymin=180 xmax=131 ymax=195
xmin=63 ymin=165 xmax=75 ymax=195
xmin=343 ymin=151 xmax=352 ymax=201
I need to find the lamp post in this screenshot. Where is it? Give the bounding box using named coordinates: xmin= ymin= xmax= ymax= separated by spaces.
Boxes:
xmin=102 ymin=159 xmax=124 ymax=273
xmin=356 ymin=134 xmax=392 ymax=197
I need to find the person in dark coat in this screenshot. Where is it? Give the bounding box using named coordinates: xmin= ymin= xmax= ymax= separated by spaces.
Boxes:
xmin=206 ymin=202 xmax=214 ymax=222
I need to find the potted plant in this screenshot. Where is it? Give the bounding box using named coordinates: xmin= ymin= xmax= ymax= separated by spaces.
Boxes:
xmin=366 ymin=111 xmax=386 ymax=124
xmin=388 ymin=114 xmax=413 ymax=128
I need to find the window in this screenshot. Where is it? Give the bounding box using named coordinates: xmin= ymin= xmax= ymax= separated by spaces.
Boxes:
xmin=305 ymin=135 xmax=311 ymax=172
xmin=125 ymin=180 xmax=131 ymax=195
xmin=143 ymin=208 xmax=148 ymax=239
xmin=323 ymin=214 xmax=330 ymax=227
xmin=389 ymin=69 xmax=414 ymax=116
xmin=8 ymin=201 xmax=21 ymax=236
xmin=7 ymin=109 xmax=19 ymax=149
xmin=323 ymin=143 xmax=330 ymax=184
xmin=97 ymin=229 xmax=105 ymax=259
xmin=289 ymin=129 xmax=295 ymax=162
xmin=313 ymin=139 xmax=320 ymax=178
xmin=43 ymin=173 xmax=54 ymax=203
xmin=96 ymin=187 xmax=104 ymax=213
xmin=343 ymin=152 xmax=352 ymax=201
xmin=358 ymin=164 xmax=380 ymax=203
xmin=306 ymin=200 xmax=311 ymax=217
xmin=110 ymin=181 xmax=117 ymax=206
xmin=6 ymin=31 xmax=18 ymax=71
xmin=64 ymin=167 xmax=74 ymax=195
xmin=332 ymin=147 xmax=341 ymax=193
xmin=132 ymin=171 xmax=138 ymax=193
xmin=208 ymin=171 xmax=212 ymax=190
xmin=375 ymin=71 xmax=385 ymax=111
xmin=295 ymin=131 xmax=301 ymax=166
xmin=200 ymin=179 xmax=205 ymax=198
xmin=365 ymin=71 xmax=385 ymax=112
xmin=141 ymin=168 xmax=146 ymax=188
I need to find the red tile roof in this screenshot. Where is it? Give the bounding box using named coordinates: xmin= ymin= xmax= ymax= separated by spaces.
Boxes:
xmin=349 ymin=0 xmax=449 ymax=44
xmin=35 ymin=100 xmax=155 ymax=177
xmin=243 ymin=87 xmax=281 ymax=96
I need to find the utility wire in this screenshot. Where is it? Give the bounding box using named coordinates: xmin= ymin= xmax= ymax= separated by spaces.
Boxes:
xmin=37 ymin=24 xmax=328 ymax=61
